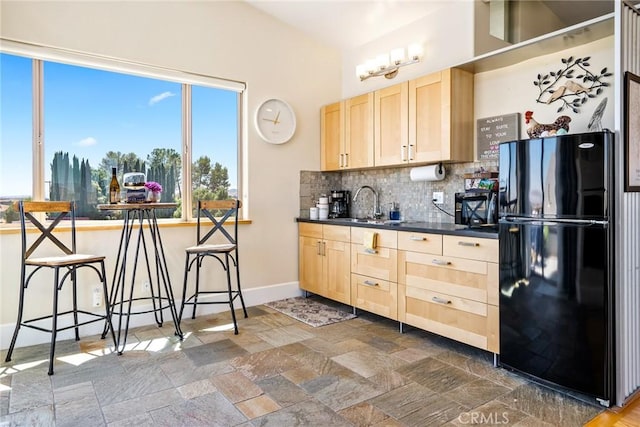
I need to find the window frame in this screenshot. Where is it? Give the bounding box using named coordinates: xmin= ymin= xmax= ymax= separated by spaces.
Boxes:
xmin=1 ymin=39 xmax=246 ymax=223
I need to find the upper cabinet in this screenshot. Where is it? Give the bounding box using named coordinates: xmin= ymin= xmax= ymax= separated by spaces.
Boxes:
xmin=345 ymin=93 xmax=374 ymax=169
xmin=321 ymin=67 xmax=475 ymax=170
xmin=320 ymin=101 xmax=344 ymax=171
xmin=408 ymin=68 xmax=474 ymax=164
xmin=321 ymin=94 xmax=374 ymax=171
xmin=374 ymin=68 xmax=474 ymax=167
xmin=374 ymin=82 xmax=409 ymax=166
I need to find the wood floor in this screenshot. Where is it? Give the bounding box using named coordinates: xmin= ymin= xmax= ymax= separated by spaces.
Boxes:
xmin=585 ymin=393 xmax=640 ymax=427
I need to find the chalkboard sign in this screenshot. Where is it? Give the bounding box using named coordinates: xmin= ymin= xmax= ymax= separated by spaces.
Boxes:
xmin=476 ymin=113 xmax=520 ymax=160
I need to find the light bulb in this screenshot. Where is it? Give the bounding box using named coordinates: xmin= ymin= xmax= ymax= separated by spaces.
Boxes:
xmin=356 ymin=64 xmax=367 ymax=79
xmin=376 ymin=53 xmax=390 ymax=70
xmin=408 ymin=43 xmax=423 ymax=60
xmin=390 ymin=48 xmax=405 ymax=65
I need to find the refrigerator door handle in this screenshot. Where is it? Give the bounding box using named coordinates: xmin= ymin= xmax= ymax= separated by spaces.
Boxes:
xmin=502 ymin=216 xmax=608 ymax=226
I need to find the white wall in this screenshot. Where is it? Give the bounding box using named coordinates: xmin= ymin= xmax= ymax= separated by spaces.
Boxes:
xmin=341 ymin=0 xmax=474 ymax=98
xmin=475 ymin=36 xmax=615 ymax=138
xmin=0 ymin=0 xmax=341 ymax=347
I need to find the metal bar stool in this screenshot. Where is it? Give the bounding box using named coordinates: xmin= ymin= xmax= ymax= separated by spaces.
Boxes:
xmin=179 ymin=199 xmax=247 ymax=334
xmin=4 ymin=201 xmax=117 ymax=375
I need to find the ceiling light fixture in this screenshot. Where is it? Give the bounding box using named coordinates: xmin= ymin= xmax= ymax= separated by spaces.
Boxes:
xmin=356 ymin=43 xmax=424 ymax=81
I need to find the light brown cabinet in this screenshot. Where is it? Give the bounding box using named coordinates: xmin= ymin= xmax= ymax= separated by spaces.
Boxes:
xmin=408 ymin=68 xmax=475 ymax=163
xmin=345 ymin=93 xmax=374 ymax=169
xmin=350 ymin=227 xmax=398 ymax=320
xmin=298 ymin=223 xmax=499 ymax=353
xmin=398 ymin=232 xmax=499 ymax=353
xmin=320 ymin=101 xmax=344 ymax=171
xmin=321 ymin=94 xmax=374 ymax=171
xmin=299 ymin=223 xmax=351 ymax=304
xmin=374 ymin=82 xmax=409 ymax=166
xmin=321 ymin=67 xmax=474 ymax=170
xmin=373 ymin=68 xmax=474 ymax=167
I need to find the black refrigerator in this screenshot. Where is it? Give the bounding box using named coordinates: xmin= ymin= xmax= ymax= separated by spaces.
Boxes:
xmin=498 ymin=130 xmax=614 ymax=406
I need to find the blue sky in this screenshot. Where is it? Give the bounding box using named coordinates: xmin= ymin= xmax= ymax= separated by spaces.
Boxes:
xmin=1 ymin=53 xmax=238 ymax=197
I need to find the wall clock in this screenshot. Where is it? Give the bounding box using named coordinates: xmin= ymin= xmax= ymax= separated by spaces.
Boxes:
xmin=255 ymin=98 xmax=296 ymax=144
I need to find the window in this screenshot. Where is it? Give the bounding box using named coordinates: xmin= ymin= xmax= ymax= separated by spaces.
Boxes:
xmin=0 ymin=43 xmax=244 ymax=226
xmin=191 ymin=85 xmax=239 ymax=216
xmin=0 ymin=54 xmax=32 ymax=224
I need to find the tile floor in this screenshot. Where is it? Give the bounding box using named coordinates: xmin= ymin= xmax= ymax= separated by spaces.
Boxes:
xmin=0 ymin=299 xmax=604 ymax=426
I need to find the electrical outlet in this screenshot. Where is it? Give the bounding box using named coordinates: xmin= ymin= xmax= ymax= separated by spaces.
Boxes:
xmin=433 ymin=191 xmax=444 ymax=205
xmin=92 ymin=285 xmax=102 ymax=307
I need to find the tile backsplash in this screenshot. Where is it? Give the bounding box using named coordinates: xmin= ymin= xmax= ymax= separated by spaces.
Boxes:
xmin=299 ymin=161 xmax=498 ymax=223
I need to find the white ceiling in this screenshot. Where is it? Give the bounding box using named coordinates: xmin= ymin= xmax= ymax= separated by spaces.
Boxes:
xmin=244 ymin=0 xmax=448 ymax=51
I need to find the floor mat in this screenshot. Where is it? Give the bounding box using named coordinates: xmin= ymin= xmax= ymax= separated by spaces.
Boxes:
xmin=264 ymin=296 xmax=356 ymax=327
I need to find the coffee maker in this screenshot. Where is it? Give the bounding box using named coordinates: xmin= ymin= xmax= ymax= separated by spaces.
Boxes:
xmin=329 ymin=190 xmax=350 ymax=218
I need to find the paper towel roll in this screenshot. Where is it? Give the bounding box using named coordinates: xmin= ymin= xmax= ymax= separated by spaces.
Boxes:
xmin=409 ymin=164 xmax=445 ymax=182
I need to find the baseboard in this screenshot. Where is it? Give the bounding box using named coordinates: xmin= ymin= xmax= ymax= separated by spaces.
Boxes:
xmin=0 ymin=281 xmax=302 ymax=351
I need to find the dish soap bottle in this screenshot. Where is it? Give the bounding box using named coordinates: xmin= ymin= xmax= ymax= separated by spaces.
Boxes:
xmin=389 ymin=202 xmax=400 ymax=221
xmin=109 ymin=167 xmax=120 ymax=204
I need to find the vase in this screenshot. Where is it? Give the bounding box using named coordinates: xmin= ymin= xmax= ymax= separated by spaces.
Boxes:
xmin=147 ymin=191 xmax=161 ymax=202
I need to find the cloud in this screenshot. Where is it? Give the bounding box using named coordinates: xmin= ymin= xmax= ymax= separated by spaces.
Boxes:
xmin=148 ymin=91 xmax=176 ymax=106
xmin=76 ymin=137 xmax=97 ymax=147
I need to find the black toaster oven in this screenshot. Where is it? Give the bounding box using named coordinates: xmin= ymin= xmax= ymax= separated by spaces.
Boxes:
xmin=454 ymin=191 xmax=497 ymax=227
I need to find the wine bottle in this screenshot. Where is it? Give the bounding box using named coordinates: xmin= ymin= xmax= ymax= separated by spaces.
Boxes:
xmin=109 ymin=167 xmax=120 ymax=204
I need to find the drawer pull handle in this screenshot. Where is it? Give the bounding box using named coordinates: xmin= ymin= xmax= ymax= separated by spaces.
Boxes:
xmin=410 ymin=236 xmax=426 ymax=241
xmin=432 ymin=259 xmax=451 ymax=266
xmin=363 ymin=280 xmax=378 ymax=287
xmin=458 ymin=241 xmax=480 ymax=247
xmin=432 ymin=296 xmax=451 ymax=305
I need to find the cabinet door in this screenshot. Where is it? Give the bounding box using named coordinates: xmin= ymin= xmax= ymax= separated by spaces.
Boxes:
xmin=345 ymin=93 xmax=374 ymax=169
xmin=320 ymin=101 xmax=344 ymax=171
xmin=409 ymin=68 xmax=474 ymax=163
xmin=408 ymin=71 xmax=445 ymax=163
xmin=351 ymin=244 xmax=398 ymax=282
xmin=299 ymin=236 xmax=325 ymax=296
xmin=324 ymin=239 xmax=351 ymax=304
xmin=374 ymin=82 xmax=408 ymax=166
xmin=442 ymin=235 xmax=498 ymax=263
xmin=351 ymin=273 xmax=398 ymax=320
xmin=402 ymin=284 xmax=492 ymax=351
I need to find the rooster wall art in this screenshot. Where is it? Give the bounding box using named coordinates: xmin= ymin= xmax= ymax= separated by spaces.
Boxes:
xmin=525 ymin=111 xmax=571 ymax=139
xmin=533 ymin=56 xmax=611 ymax=113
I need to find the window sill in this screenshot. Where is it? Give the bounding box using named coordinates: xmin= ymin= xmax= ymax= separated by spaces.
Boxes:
xmin=0 ymin=218 xmax=253 ymax=235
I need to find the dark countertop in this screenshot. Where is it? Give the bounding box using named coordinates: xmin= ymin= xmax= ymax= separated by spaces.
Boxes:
xmin=296 ymin=218 xmax=498 ymax=239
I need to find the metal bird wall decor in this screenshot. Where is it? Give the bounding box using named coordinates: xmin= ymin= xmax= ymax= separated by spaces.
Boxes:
xmin=533 ymin=56 xmax=612 ymax=114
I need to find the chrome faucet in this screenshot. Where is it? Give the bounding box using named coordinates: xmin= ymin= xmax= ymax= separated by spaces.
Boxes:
xmin=353 ymin=185 xmax=382 ymax=219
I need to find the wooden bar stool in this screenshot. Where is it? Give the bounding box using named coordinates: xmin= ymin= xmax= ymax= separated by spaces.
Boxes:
xmin=179 ymin=199 xmax=247 ymax=334
xmin=4 ymin=201 xmax=116 ymax=375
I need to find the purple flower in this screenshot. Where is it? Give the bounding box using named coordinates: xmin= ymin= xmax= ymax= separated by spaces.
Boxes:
xmin=144 ymin=181 xmax=163 ymax=193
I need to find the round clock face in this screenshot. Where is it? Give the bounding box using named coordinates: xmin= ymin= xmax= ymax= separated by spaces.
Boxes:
xmin=255 ymin=98 xmax=296 ymax=144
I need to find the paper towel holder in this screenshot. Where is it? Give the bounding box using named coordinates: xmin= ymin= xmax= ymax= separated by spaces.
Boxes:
xmin=437 ymin=162 xmax=443 ymax=175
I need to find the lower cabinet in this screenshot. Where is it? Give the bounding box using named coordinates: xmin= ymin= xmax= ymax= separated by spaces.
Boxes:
xmin=350 ymin=227 xmax=398 ymax=320
xmin=298 ymin=223 xmax=499 ymax=353
xmin=398 ymin=232 xmax=499 ymax=353
xmin=299 ymin=223 xmax=351 ymax=304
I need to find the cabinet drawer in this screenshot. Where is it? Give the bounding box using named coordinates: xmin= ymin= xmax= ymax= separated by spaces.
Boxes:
xmin=351 ymin=227 xmax=397 ymax=249
xmin=397 ymin=231 xmax=442 ymax=254
xmin=442 ymin=235 xmax=498 ymax=263
xmin=398 ymin=251 xmax=489 ymax=302
xmin=401 ymin=285 xmax=498 ymax=352
xmin=351 ymin=273 xmax=397 ymax=320
xmin=299 ymin=222 xmax=323 ymax=239
xmin=351 ymin=244 xmax=397 ymax=282
xmin=324 ymin=224 xmax=351 ymax=242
